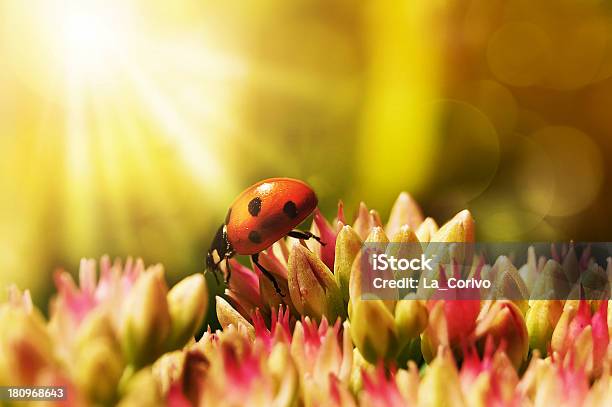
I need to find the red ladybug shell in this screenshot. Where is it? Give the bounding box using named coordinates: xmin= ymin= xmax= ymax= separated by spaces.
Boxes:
xmin=225 ymin=178 xmax=318 ymax=255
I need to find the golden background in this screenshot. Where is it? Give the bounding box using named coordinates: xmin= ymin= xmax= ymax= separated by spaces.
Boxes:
xmin=1 ymin=0 xmax=611 ymax=308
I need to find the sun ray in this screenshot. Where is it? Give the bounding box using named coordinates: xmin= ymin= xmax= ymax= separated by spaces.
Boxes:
xmin=89 ymin=87 xmax=134 ymax=253
xmin=108 ymin=81 xmax=202 ymax=266
xmin=63 ymin=74 xmax=97 ymax=257
xmin=125 ymin=63 xmax=230 ymax=197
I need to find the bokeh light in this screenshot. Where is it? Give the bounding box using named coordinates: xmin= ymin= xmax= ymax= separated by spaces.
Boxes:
xmin=531 ymin=126 xmax=604 ymax=217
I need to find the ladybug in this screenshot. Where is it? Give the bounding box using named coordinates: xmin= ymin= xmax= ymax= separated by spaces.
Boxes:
xmin=206 ymin=177 xmax=324 ymax=295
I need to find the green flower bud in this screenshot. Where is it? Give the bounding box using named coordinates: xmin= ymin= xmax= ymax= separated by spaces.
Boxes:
xmin=394 ymin=297 xmax=428 ymax=346
xmin=525 ymin=300 xmax=563 ymax=355
xmin=288 ymin=244 xmax=344 ymax=321
xmin=75 ymin=338 xmax=124 ymax=404
xmin=120 ymin=266 xmax=171 ymax=368
xmin=334 ymin=225 xmax=362 ymax=305
xmin=117 ymin=368 xmax=163 ymax=407
xmin=75 ymin=309 xmax=119 ymax=351
xmin=487 ymin=256 xmax=529 ymax=314
xmin=531 ymin=260 xmax=569 ymax=300
xmin=349 ymin=298 xmax=399 ymax=363
xmin=166 ymin=274 xmax=208 ymax=350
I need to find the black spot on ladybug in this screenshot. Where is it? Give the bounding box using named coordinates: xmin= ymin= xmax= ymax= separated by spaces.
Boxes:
xmin=248 ymin=230 xmax=262 ymax=244
xmin=283 ymin=201 xmax=298 ymax=219
xmin=248 ymin=197 xmax=262 ymax=217
xmin=225 ymin=208 xmax=232 ymax=224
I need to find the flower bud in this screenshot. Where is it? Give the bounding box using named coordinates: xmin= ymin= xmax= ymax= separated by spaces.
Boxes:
xmin=395 ymin=297 xmax=428 ymax=343
xmin=551 ymin=300 xmax=609 ymax=377
xmin=119 ymin=266 xmax=171 ymax=368
xmin=151 ymin=350 xmax=185 ymax=396
xmin=531 ymin=260 xmax=569 ymax=300
xmin=431 ymin=209 xmax=475 ymax=243
xmin=416 ymin=217 xmax=439 ymax=243
xmin=487 ymin=256 xmax=529 ymax=313
xmin=475 ymin=301 xmax=529 ymax=369
xmin=525 ymin=300 xmax=563 ymax=355
xmin=215 ymin=296 xmax=255 ymax=339
xmin=385 ymin=192 xmax=424 ymax=237
xmin=395 ymin=362 xmax=420 ymax=405
xmin=389 ymin=224 xmax=419 ymax=244
xmin=267 ymin=343 xmax=299 ymax=406
xmin=74 ymin=338 xmax=124 ymax=404
xmin=251 ymin=251 xmax=293 ymax=313
xmin=7 ymin=285 xmax=34 ymax=312
xmin=551 ymin=302 xmax=579 ymax=353
xmin=364 ymin=226 xmax=389 ymax=244
xmin=288 ymin=244 xmax=344 ymax=321
xmin=421 ymin=299 xmax=480 ymax=362
xmin=74 ymin=309 xmax=118 ymax=350
xmin=334 ymin=225 xmax=362 ymax=304
xmin=418 ymin=349 xmax=466 ymax=407
xmin=353 ymin=202 xmax=383 ymax=240
xmin=166 ymin=274 xmax=208 ymax=350
xmin=0 ymin=303 xmax=55 ymax=385
xmin=117 ymin=368 xmax=163 ymax=407
xmin=349 ymin=346 xmax=375 ymax=393
xmin=225 ymin=259 xmax=262 ymax=315
xmin=349 ymin=299 xmax=399 ymax=363
xmin=519 ymin=246 xmax=539 ymax=288
xmin=312 ymin=208 xmax=338 ymax=270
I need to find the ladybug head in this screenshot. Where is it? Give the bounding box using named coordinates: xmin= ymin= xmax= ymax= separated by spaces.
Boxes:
xmin=206 ymin=223 xmax=234 ymax=271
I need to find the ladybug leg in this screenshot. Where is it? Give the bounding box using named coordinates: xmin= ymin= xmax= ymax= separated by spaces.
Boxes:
xmin=288 ymin=230 xmax=326 ymax=246
xmin=206 ymin=251 xmax=222 ymax=284
xmin=251 ymin=253 xmax=285 ymax=297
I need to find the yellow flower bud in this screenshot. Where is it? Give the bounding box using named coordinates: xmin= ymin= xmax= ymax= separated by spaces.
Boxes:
xmin=525 ymin=300 xmax=563 ymax=355
xmin=334 ymin=225 xmax=362 ymax=304
xmin=215 ymin=296 xmax=255 ymax=339
xmin=394 ymin=297 xmax=428 ymax=346
xmin=419 ymin=350 xmax=466 ymax=407
xmin=349 ymin=299 xmax=399 ymax=363
xmin=385 ymin=192 xmax=424 ymax=237
xmin=166 ymin=274 xmax=208 ymax=350
xmin=119 ymin=266 xmax=171 ymax=368
xmin=74 ymin=338 xmax=124 ymax=404
xmin=117 ymin=368 xmax=163 ymax=407
xmin=416 ymin=217 xmax=439 ymax=243
xmin=267 ymin=343 xmax=299 ymax=406
xmin=0 ymin=304 xmax=55 ymax=386
xmin=432 ymin=209 xmax=475 ymax=243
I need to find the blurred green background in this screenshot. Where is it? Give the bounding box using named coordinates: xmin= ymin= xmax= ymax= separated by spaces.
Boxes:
xmin=1 ymin=0 xmax=611 ymax=308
